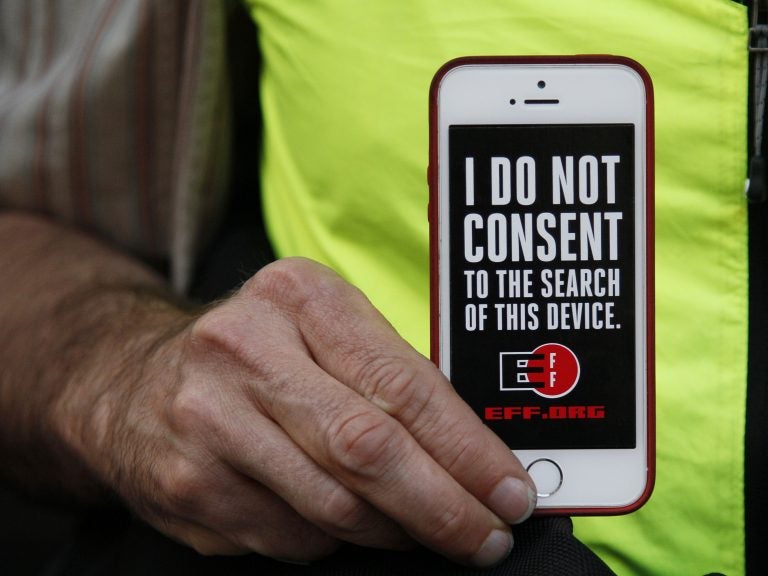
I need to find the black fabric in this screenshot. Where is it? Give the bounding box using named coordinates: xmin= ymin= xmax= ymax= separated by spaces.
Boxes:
xmin=39 ymin=512 xmax=614 ymax=576
xmin=189 ymin=0 xmax=274 ymax=303
xmin=746 ymin=169 xmax=768 ymax=576
xmin=0 ymin=487 xmax=80 ymax=576
xmin=746 ymin=2 xmax=768 ymax=574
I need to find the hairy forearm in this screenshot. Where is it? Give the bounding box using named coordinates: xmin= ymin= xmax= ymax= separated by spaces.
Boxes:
xmin=0 ymin=212 xmax=192 ymax=502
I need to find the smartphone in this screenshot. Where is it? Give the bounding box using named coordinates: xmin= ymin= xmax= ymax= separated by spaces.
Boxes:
xmin=428 ymin=56 xmax=654 ymax=515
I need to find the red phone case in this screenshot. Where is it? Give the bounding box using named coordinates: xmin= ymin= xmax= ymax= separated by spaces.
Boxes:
xmin=427 ymin=55 xmax=655 ymax=515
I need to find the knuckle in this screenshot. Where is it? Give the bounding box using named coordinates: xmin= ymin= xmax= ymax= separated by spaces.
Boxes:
xmin=428 ymin=498 xmax=473 ymax=548
xmin=360 ymin=357 xmax=435 ymax=417
xmin=185 ymin=311 xmax=244 ymax=374
xmin=318 ymin=485 xmax=372 ymax=536
xmin=325 ymin=409 xmax=404 ymax=479
xmin=441 ymin=433 xmax=483 ymax=474
xmin=187 ymin=306 xmax=247 ymax=361
xmin=185 ymin=303 xmax=282 ymax=388
xmin=157 ymin=456 xmax=210 ymax=516
xmin=243 ymin=258 xmax=324 ymax=310
xmin=166 ymin=384 xmax=219 ymax=437
xmin=244 ymin=258 xmax=356 ymax=328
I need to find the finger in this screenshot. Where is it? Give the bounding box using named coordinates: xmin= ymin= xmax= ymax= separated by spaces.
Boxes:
xmin=213 ymin=472 xmax=342 ymax=562
xmin=144 ymin=441 xmax=341 ymax=562
xmin=156 ymin=488 xmax=339 ymax=563
xmin=178 ymin=319 xmax=412 ymax=551
xmin=256 ymin=356 xmax=514 ymax=567
xmin=227 ymin=416 xmax=413 ymax=551
xmin=252 ymin=259 xmax=537 ymax=525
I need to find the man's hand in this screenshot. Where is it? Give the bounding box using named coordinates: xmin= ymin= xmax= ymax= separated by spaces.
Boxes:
xmin=0 ymin=215 xmax=535 ymax=567
xmin=79 ymin=258 xmax=537 ymax=566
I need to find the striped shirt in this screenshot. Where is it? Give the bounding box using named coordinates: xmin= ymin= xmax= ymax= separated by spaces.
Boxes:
xmin=0 ymin=0 xmax=232 ymax=292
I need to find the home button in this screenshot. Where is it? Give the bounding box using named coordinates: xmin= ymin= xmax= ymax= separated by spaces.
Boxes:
xmin=526 ymin=459 xmax=564 ymax=498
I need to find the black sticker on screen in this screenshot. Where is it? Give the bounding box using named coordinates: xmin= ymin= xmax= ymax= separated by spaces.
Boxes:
xmin=448 ymin=124 xmax=636 ymax=449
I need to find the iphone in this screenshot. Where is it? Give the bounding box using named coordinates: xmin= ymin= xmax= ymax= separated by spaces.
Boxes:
xmin=429 ymin=56 xmax=654 ymax=514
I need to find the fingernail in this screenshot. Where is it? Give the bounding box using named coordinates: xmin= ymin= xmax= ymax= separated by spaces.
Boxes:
xmin=488 ymin=477 xmax=537 ymax=525
xmin=471 ymin=529 xmax=514 ymax=568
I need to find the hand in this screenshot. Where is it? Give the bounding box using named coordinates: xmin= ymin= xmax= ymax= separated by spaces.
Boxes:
xmin=65 ymin=258 xmax=536 ymax=567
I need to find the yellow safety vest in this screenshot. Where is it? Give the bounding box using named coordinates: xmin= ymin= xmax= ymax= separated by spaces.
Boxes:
xmin=245 ymin=1 xmax=749 ymax=573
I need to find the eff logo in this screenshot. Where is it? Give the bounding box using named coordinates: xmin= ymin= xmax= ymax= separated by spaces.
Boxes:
xmin=499 ymin=343 xmax=580 ymax=399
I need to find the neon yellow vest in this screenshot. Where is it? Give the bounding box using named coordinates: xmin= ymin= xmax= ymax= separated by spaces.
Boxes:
xmin=245 ymin=1 xmax=749 ymax=573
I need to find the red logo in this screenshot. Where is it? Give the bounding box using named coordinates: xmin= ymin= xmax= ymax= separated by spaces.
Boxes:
xmin=499 ymin=343 xmax=580 ymax=399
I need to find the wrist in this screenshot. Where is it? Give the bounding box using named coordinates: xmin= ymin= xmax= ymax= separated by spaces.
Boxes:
xmin=46 ymin=285 xmax=195 ymax=503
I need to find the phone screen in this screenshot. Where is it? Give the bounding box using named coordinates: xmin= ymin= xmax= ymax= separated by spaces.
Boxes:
xmin=447 ymin=123 xmax=637 ymax=450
